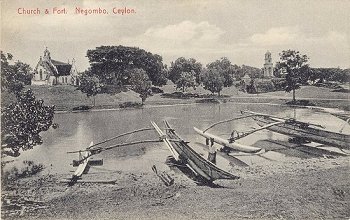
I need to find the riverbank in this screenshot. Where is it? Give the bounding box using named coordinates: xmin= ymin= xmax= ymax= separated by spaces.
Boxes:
xmin=2 ymin=155 xmax=349 ymax=219
xmin=28 ymin=84 xmax=349 ymax=113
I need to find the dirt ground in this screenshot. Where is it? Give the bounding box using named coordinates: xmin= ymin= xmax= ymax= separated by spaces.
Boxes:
xmin=2 ymin=151 xmax=349 ymax=220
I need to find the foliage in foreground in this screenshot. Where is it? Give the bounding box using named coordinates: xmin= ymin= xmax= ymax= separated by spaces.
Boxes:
xmin=1 ymin=51 xmax=55 ymax=158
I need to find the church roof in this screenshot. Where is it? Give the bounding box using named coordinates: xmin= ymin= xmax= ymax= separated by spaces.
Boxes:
xmin=51 ymin=59 xmax=72 ymax=76
xmin=35 ymin=49 xmax=73 ymax=77
xmin=51 ymin=59 xmax=70 ymax=66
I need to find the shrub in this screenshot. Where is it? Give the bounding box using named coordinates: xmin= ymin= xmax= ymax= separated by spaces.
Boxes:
xmin=151 ymin=87 xmax=164 ymax=94
xmin=119 ymin=102 xmax=143 ymax=108
xmin=72 ymin=105 xmax=91 ymax=111
xmin=272 ymin=78 xmax=286 ymax=91
xmin=2 ymin=160 xmax=45 ymax=185
xmin=256 ymin=81 xmax=275 ymax=93
xmin=286 ymin=100 xmax=315 ymax=106
xmin=195 ymin=98 xmax=221 ymax=104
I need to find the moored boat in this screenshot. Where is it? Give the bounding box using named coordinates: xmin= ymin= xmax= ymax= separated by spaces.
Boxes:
xmin=70 ymin=142 xmax=93 ymax=184
xmin=152 ymin=121 xmax=239 ymax=182
xmin=253 ymin=116 xmax=350 ymax=149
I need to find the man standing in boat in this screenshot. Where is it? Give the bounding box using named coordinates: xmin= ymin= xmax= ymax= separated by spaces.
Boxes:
xmin=207 ymin=138 xmax=217 ymax=164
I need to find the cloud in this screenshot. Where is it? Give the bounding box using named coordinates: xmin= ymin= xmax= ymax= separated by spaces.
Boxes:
xmin=144 ymin=21 xmax=224 ymax=43
xmin=120 ymin=21 xmax=227 ymax=63
xmin=243 ymin=27 xmax=349 ymax=67
xmin=249 ymin=27 xmax=300 ymax=46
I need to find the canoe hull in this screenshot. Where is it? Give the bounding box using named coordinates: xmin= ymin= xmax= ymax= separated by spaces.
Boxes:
xmin=152 ymin=121 xmax=239 ymax=182
xmin=193 ymin=127 xmax=262 ymax=153
xmin=254 ymin=116 xmax=350 ymax=149
xmin=73 ymin=142 xmax=93 ymax=178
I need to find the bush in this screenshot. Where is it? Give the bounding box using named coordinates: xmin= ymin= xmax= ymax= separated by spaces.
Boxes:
xmin=271 ymin=78 xmax=286 ymax=91
xmin=286 ymin=100 xmax=315 ymax=106
xmin=2 ymin=160 xmax=45 ymax=185
xmin=119 ymin=102 xmax=143 ymax=108
xmin=196 ymin=98 xmax=221 ymax=104
xmin=100 ymin=84 xmax=128 ymax=94
xmin=161 ymin=92 xmax=229 ymax=99
xmin=332 ymin=88 xmax=350 ymax=93
xmin=72 ymin=105 xmax=91 ymax=111
xmin=256 ymin=81 xmax=275 ymax=93
xmin=151 ymin=87 xmax=164 ymax=94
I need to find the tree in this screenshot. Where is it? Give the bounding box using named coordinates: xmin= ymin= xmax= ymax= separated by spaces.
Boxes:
xmin=200 ymin=68 xmax=224 ymax=96
xmin=309 ymin=68 xmax=348 ymax=83
xmin=175 ymin=71 xmax=196 ymax=92
xmin=242 ymin=65 xmax=263 ymax=79
xmin=1 ymin=90 xmax=55 ymax=157
xmin=168 ymin=57 xmax=202 ymax=84
xmin=128 ymin=68 xmax=152 ymax=104
xmin=277 ymin=50 xmax=309 ymax=103
xmin=1 ymin=53 xmax=32 ymax=94
xmin=86 ymin=45 xmax=167 ymax=87
xmin=232 ymin=64 xmax=244 ymax=81
xmin=78 ymin=72 xmax=101 ymax=106
xmin=1 ymin=52 xmax=55 ymax=158
xmin=207 ymin=57 xmax=234 ymax=87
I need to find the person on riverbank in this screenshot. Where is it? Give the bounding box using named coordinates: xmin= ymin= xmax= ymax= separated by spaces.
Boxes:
xmin=207 ymin=138 xmax=216 ymax=164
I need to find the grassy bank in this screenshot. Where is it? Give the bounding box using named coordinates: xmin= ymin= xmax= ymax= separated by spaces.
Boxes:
xmin=27 ymin=84 xmax=349 ymax=112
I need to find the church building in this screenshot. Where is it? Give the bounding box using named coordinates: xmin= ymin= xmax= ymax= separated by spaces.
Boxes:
xmin=32 ymin=48 xmax=80 ymax=86
xmin=263 ymin=51 xmax=273 ymax=78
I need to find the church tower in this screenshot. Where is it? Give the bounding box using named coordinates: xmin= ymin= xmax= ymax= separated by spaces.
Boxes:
xmin=263 ymin=51 xmax=273 ymax=78
xmin=43 ymin=47 xmax=51 ymax=61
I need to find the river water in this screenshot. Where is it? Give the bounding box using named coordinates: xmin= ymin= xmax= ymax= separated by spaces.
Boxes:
xmin=12 ymin=102 xmax=350 ymax=176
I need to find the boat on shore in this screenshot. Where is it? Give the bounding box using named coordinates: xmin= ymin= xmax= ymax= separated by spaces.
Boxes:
xmin=151 ymin=121 xmax=239 ymax=183
xmin=251 ymin=114 xmax=350 ymax=150
xmin=69 ymin=142 xmax=93 ymax=184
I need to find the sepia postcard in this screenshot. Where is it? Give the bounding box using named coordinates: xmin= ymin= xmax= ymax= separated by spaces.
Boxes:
xmin=1 ymin=0 xmax=349 ymax=219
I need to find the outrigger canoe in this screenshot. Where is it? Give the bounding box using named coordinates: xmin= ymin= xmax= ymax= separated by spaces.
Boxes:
xmin=151 ymin=121 xmax=239 ymax=182
xmin=252 ymin=115 xmax=350 ymax=150
xmin=193 ymin=127 xmax=262 ymax=153
xmin=70 ymin=142 xmax=93 ymax=182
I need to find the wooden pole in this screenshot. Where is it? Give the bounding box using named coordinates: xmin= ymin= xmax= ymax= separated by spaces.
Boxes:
xmin=67 ymin=139 xmax=161 ymax=154
xmin=203 ymin=115 xmax=254 ymax=132
xmin=87 ymin=127 xmax=155 ymax=149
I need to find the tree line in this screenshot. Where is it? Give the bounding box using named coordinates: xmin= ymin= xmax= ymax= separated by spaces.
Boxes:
xmin=80 ymin=46 xmax=269 ymax=102
xmin=80 ymin=46 xmax=349 ymax=104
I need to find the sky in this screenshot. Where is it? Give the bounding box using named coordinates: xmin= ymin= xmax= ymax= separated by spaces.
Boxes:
xmin=2 ymin=0 xmax=350 ymax=72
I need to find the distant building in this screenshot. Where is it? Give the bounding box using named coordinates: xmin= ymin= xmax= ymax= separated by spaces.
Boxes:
xmin=263 ymin=51 xmax=273 ymax=78
xmin=32 ymin=48 xmax=80 ymax=86
xmin=242 ymin=73 xmax=251 ymax=83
